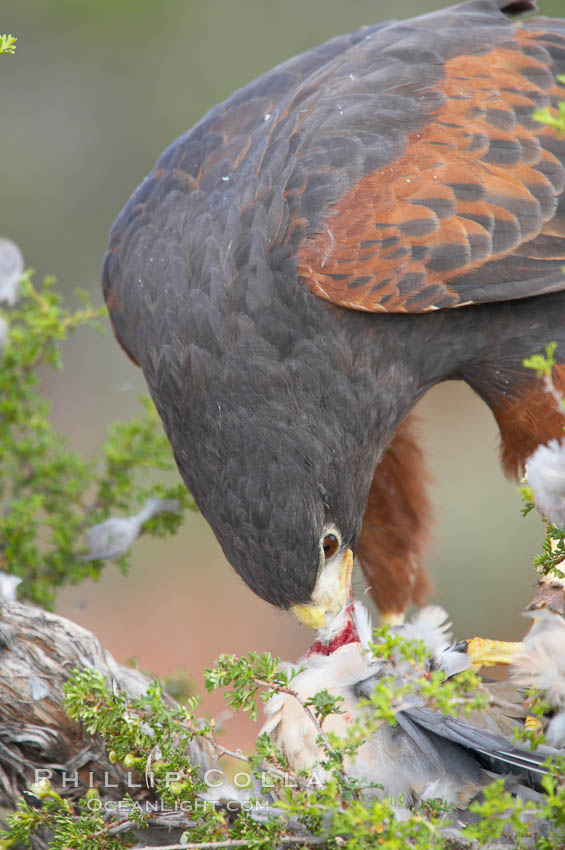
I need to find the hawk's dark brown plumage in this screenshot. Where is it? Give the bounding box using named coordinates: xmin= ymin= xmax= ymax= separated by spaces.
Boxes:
xmin=103 ymin=0 xmax=565 ymax=616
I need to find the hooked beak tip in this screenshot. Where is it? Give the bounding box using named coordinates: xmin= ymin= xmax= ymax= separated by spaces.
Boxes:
xmin=291 ymin=547 xmax=354 ymax=629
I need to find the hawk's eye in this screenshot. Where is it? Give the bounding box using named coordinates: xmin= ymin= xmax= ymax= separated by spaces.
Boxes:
xmin=322 ymin=533 xmax=339 ymax=560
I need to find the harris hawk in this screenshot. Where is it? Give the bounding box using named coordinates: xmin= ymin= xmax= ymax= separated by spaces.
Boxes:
xmin=103 ymin=0 xmax=565 ymax=630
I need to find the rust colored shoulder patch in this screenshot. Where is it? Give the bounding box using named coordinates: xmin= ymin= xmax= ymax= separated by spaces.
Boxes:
xmin=296 ymin=29 xmax=565 ymax=313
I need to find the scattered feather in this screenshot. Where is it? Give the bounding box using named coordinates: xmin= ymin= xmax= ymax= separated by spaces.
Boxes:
xmin=395 ymin=605 xmax=470 ymax=675
xmin=0 ymin=239 xmax=24 ymax=305
xmin=82 ymin=497 xmax=181 ymax=561
xmin=526 ymin=439 xmax=565 ymax=526
xmin=351 ymin=599 xmax=373 ymax=648
xmin=0 ymin=571 xmax=22 ymax=601
xmin=397 ymin=605 xmax=453 ymax=654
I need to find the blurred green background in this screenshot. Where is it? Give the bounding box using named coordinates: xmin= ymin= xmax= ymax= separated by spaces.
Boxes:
xmin=3 ymin=0 xmax=562 ymax=748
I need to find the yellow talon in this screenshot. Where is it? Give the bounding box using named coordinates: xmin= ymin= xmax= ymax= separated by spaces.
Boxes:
xmin=460 ymin=637 xmax=525 ymax=670
xmin=524 ymin=715 xmax=543 ymax=733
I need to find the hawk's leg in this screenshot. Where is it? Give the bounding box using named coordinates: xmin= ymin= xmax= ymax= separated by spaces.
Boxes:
xmin=357 ymin=414 xmax=433 ymax=620
xmin=489 ymin=364 xmax=565 ymax=480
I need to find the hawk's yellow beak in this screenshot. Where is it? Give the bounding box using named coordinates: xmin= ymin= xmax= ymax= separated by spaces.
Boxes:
xmin=291 ymin=548 xmax=354 ymax=629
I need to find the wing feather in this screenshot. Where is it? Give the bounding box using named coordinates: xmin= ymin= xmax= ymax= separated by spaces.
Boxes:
xmin=294 ymin=17 xmax=565 ymax=312
xmin=403 ymin=706 xmax=557 ymax=780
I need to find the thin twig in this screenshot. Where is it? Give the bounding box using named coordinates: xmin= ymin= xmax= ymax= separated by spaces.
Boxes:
xmin=182 ymin=722 xmax=312 ymax=791
xmin=86 ymin=816 xmax=132 ymax=840
xmin=134 ymin=836 xmax=325 ymax=850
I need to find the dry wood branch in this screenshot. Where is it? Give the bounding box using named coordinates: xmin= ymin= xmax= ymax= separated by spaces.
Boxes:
xmin=0 ymin=600 xmax=214 ymax=847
